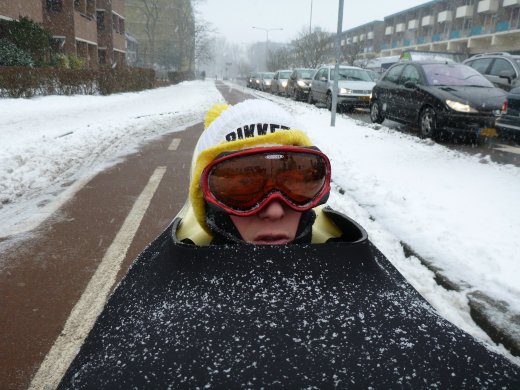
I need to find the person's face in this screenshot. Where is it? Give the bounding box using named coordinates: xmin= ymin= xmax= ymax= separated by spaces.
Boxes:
xmin=230 ymin=200 xmax=302 ymax=245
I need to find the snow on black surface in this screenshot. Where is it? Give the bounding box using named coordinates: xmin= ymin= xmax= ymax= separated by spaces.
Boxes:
xmin=59 ymin=222 xmax=520 ymax=389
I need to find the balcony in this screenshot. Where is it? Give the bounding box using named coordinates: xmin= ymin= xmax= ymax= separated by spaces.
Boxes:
xmin=470 ymin=25 xmax=483 ymax=35
xmin=503 ymin=0 xmax=520 ymax=6
xmin=408 ymin=19 xmax=419 ymax=29
xmin=395 ymin=23 xmax=406 ymax=33
xmin=449 ymin=30 xmax=461 ymax=39
xmin=432 ymin=33 xmax=443 ymax=42
xmin=385 ymin=26 xmax=394 ymax=35
xmin=437 ymin=10 xmax=453 ymax=23
xmin=496 ymin=21 xmax=510 ymax=32
xmin=477 ymin=0 xmax=499 ymax=13
xmin=456 ymin=5 xmax=474 ymax=18
xmin=422 ymin=15 xmax=434 ymax=26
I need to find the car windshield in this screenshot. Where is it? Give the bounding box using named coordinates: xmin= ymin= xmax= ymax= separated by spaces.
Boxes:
xmin=263 ymin=73 xmax=274 ymax=78
xmin=423 ymin=64 xmax=493 ymax=87
xmin=298 ymin=70 xmax=314 ymax=79
xmin=332 ymin=68 xmax=372 ymax=82
xmin=280 ymin=71 xmax=292 ymax=78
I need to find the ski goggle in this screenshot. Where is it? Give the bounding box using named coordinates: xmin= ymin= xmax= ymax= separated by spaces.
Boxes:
xmin=200 ymin=146 xmax=331 ymax=216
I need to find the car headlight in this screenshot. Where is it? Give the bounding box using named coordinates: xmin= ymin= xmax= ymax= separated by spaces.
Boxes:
xmin=266 ymin=81 xmax=271 ymax=85
xmin=339 ymin=88 xmax=353 ymax=94
xmin=282 ymin=81 xmax=287 ymax=87
xmin=446 ymin=99 xmax=478 ymax=113
xmin=297 ymin=80 xmax=306 ymax=87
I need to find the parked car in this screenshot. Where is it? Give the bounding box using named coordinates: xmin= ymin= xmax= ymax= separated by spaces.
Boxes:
xmin=496 ymin=87 xmax=520 ymax=140
xmin=271 ymin=69 xmax=293 ymax=95
xmin=463 ymin=52 xmax=520 ymax=92
xmin=259 ymin=72 xmax=275 ymax=92
xmin=246 ymin=72 xmax=258 ymax=88
xmin=286 ymin=68 xmax=315 ymax=101
xmin=308 ymin=65 xmax=375 ymax=111
xmin=369 ymin=61 xmax=506 ymax=140
xmin=252 ymin=73 xmax=263 ymax=89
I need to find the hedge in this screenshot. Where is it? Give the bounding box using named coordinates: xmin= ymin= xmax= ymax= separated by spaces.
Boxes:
xmin=0 ymin=66 xmax=156 ymax=98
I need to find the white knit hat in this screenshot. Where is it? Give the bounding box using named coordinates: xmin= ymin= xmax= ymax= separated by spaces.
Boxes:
xmin=195 ymin=99 xmax=307 ymax=155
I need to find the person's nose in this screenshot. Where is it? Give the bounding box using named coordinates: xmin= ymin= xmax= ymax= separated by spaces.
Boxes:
xmin=258 ymin=200 xmax=285 ymax=220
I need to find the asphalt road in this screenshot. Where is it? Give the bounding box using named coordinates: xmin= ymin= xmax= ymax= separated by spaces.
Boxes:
xmin=0 ymin=82 xmax=253 ymax=390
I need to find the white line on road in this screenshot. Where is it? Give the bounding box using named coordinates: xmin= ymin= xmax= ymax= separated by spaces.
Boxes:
xmin=168 ymin=138 xmax=181 ymax=151
xmin=29 ymin=166 xmax=167 ymax=390
xmin=494 ymin=144 xmax=520 ymax=155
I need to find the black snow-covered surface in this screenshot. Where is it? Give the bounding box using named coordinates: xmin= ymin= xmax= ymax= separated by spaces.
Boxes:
xmin=59 ymin=219 xmax=520 ymax=389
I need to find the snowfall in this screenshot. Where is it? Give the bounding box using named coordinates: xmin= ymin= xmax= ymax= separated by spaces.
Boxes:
xmin=1 ymin=80 xmax=519 ymax=364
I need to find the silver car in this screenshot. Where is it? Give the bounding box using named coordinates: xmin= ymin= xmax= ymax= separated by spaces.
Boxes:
xmin=463 ymin=52 xmax=520 ymax=92
xmin=259 ymin=72 xmax=275 ymax=92
xmin=308 ymin=65 xmax=376 ymax=112
xmin=271 ymin=70 xmax=293 ymax=96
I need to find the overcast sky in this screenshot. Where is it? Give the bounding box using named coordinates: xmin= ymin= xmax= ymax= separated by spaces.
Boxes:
xmin=195 ymin=0 xmax=428 ymax=45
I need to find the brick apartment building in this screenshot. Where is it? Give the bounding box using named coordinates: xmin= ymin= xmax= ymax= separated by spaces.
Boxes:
xmin=0 ymin=0 xmax=126 ymax=68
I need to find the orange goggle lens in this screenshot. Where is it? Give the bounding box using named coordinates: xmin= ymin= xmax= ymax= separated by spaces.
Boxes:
xmin=200 ymin=147 xmax=331 ymax=215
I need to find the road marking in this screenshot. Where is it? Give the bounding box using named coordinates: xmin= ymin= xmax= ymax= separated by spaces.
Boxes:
xmin=494 ymin=144 xmax=520 ymax=155
xmin=29 ymin=166 xmax=167 ymax=390
xmin=168 ymin=138 xmax=181 ymax=150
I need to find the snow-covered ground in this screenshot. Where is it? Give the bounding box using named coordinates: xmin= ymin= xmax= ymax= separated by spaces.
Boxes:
xmin=1 ymin=80 xmax=519 ymax=363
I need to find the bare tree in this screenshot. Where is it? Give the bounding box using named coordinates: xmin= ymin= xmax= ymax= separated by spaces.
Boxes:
xmin=341 ymin=42 xmax=366 ymax=66
xmin=290 ymin=28 xmax=333 ymax=68
xmin=141 ymin=0 xmax=161 ymax=65
xmin=173 ymin=0 xmax=195 ymax=72
xmin=193 ymin=15 xmax=215 ymax=69
xmin=267 ymin=47 xmax=291 ymax=71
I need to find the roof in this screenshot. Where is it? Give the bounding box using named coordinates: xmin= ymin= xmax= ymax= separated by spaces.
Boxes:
xmin=384 ymin=0 xmax=441 ymax=21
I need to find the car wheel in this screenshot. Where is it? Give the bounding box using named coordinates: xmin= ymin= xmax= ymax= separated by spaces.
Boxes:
xmin=307 ymin=90 xmax=315 ymax=105
xmin=326 ymin=93 xmax=332 ymax=111
xmin=419 ymin=107 xmax=437 ymax=139
xmin=370 ymin=101 xmax=384 ymax=124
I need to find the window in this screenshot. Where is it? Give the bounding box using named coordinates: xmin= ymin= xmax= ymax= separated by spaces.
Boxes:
xmin=98 ymin=49 xmax=106 ymax=65
xmin=112 ymin=14 xmax=118 ymax=32
xmin=46 ymin=0 xmax=63 ymax=12
xmin=489 ymin=59 xmax=516 ymax=77
xmin=97 ymin=11 xmax=105 ymax=31
xmin=383 ymin=64 xmax=405 ymax=83
xmin=400 ymin=65 xmax=420 ymax=85
xmin=466 ymin=58 xmax=493 ymax=74
xmin=314 ymin=69 xmax=325 ymax=80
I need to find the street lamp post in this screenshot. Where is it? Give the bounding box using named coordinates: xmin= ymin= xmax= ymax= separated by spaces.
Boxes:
xmin=252 ymin=26 xmax=283 ymax=70
xmin=309 ymin=0 xmax=313 ymax=33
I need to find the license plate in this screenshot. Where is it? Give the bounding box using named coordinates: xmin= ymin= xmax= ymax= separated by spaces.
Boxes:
xmin=480 ymin=128 xmax=497 ymax=137
xmin=358 ymin=96 xmax=370 ymax=102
